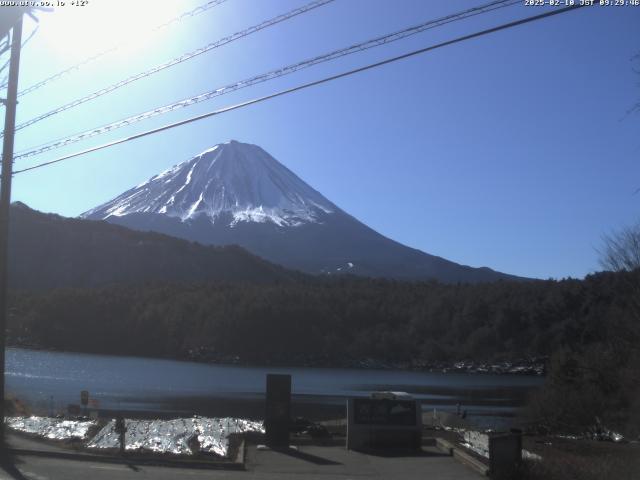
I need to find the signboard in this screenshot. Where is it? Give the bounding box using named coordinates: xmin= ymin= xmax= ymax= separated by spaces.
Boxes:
xmin=265 ymin=374 xmax=291 ymax=446
xmin=80 ymin=390 xmax=89 ymax=406
xmin=353 ymin=398 xmax=417 ymax=426
xmin=347 ymin=396 xmax=422 ymax=451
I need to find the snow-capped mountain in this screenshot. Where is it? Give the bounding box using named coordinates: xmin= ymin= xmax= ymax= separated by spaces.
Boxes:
xmin=82 ymin=140 xmax=520 ymax=283
xmin=83 ymin=141 xmax=335 ymax=228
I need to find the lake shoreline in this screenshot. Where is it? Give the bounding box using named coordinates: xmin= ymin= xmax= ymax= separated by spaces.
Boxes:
xmin=6 ymin=347 xmax=544 ymax=431
xmin=7 ymin=343 xmax=546 ymax=376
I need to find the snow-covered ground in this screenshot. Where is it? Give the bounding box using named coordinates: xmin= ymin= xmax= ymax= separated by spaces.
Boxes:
xmin=88 ymin=416 xmax=263 ymax=456
xmin=7 ymin=415 xmax=263 ymax=458
xmin=6 ymin=416 xmax=96 ymax=440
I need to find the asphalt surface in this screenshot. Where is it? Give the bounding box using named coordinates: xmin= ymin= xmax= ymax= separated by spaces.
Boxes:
xmin=0 ymin=443 xmax=483 ymax=480
xmin=0 ymin=456 xmax=247 ymax=480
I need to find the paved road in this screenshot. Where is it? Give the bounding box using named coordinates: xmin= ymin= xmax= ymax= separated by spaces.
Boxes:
xmin=0 ymin=456 xmax=243 ymax=480
xmin=0 ymin=444 xmax=482 ymax=480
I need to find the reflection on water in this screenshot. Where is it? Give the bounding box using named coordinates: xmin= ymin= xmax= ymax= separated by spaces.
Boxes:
xmin=6 ymin=347 xmax=543 ymax=428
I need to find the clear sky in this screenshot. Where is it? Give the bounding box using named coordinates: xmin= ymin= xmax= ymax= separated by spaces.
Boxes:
xmin=5 ymin=0 xmax=640 ymax=280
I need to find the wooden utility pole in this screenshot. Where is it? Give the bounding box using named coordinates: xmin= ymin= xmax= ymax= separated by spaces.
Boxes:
xmin=0 ymin=14 xmax=23 ymax=446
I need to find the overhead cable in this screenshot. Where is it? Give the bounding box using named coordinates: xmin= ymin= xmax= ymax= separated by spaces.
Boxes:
xmin=15 ymin=0 xmax=519 ymax=159
xmin=9 ymin=0 xmax=335 ymax=134
xmin=12 ymin=3 xmax=587 ymax=175
xmin=16 ymin=0 xmax=230 ymax=97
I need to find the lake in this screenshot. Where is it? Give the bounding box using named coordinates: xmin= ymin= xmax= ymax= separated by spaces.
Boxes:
xmin=6 ymin=348 xmax=543 ymax=429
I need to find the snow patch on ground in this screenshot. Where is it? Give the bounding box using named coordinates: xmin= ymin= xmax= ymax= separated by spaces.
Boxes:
xmin=7 ymin=415 xmax=263 ymax=458
xmin=462 ymin=430 xmax=489 ymax=458
xmin=6 ymin=416 xmax=96 ymax=440
xmin=88 ymin=417 xmax=263 ymax=457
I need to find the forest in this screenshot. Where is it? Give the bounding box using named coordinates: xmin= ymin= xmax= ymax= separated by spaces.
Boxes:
xmin=6 ymin=266 xmax=639 ymax=435
xmin=8 ymin=272 xmax=640 ymax=365
xmin=7 ymin=270 xmax=637 ymax=365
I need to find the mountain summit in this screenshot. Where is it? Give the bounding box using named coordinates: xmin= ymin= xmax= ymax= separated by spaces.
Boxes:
xmin=84 ymin=140 xmax=334 ymax=228
xmin=83 ymin=140 xmax=520 ymax=283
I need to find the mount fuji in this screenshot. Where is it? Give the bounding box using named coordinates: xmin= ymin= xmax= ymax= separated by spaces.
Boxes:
xmin=82 ymin=140 xmax=518 ymax=283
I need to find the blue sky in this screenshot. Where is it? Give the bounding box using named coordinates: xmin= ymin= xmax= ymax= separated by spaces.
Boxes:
xmin=5 ymin=0 xmax=640 ymax=280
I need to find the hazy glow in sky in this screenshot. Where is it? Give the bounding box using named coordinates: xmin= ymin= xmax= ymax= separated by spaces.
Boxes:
xmin=37 ymin=0 xmax=183 ymax=59
xmin=5 ymin=0 xmax=640 ymax=280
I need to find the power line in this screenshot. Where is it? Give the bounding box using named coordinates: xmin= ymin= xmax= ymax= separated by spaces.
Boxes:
xmin=0 ymin=34 xmax=9 ymax=57
xmin=15 ymin=0 xmax=516 ymax=155
xmin=0 ymin=30 xmax=16 ymax=88
xmin=0 ymin=12 xmax=45 ymax=89
xmin=0 ymin=25 xmax=37 ymax=87
xmin=15 ymin=0 xmax=519 ymax=160
xmin=14 ymin=0 xmax=230 ymax=98
xmin=9 ymin=0 xmax=335 ymax=135
xmin=12 ymin=3 xmax=587 ymax=176
xmin=0 ymin=39 xmax=10 ymax=87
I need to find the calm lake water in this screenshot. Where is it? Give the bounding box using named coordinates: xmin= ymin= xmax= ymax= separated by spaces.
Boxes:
xmin=6 ymin=348 xmax=543 ymax=429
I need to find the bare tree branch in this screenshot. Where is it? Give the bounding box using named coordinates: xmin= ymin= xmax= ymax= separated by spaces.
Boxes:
xmin=599 ymin=223 xmax=640 ymax=272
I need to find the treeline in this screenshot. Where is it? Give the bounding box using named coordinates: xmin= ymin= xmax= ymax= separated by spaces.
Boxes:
xmin=8 ymin=270 xmax=640 ymax=435
xmin=7 ymin=270 xmax=638 ymax=366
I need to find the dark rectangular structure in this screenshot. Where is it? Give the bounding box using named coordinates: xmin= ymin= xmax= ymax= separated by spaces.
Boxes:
xmin=489 ymin=432 xmax=522 ymax=479
xmin=265 ymin=373 xmax=291 ymax=447
xmin=347 ymin=396 xmax=422 ymax=451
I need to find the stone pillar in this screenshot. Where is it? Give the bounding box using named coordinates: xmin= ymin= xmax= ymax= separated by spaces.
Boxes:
xmin=489 ymin=431 xmax=522 ymax=479
xmin=265 ymin=374 xmax=291 ymax=447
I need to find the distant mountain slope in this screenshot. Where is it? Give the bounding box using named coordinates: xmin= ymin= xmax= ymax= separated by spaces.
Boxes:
xmin=8 ymin=202 xmax=298 ymax=290
xmin=83 ymin=140 xmax=522 ymax=283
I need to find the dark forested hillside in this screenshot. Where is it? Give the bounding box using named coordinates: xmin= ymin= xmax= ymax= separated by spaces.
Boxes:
xmin=8 ymin=202 xmax=300 ymax=289
xmin=8 ymin=269 xmax=638 ymax=366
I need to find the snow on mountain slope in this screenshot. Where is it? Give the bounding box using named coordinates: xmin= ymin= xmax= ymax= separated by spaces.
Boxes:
xmin=82 ymin=140 xmax=335 ymax=227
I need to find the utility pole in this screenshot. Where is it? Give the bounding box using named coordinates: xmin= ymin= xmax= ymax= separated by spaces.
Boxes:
xmin=0 ymin=14 xmax=23 ymax=447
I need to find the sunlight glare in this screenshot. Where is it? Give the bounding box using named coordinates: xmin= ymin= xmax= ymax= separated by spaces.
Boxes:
xmin=38 ymin=0 xmax=184 ymax=61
